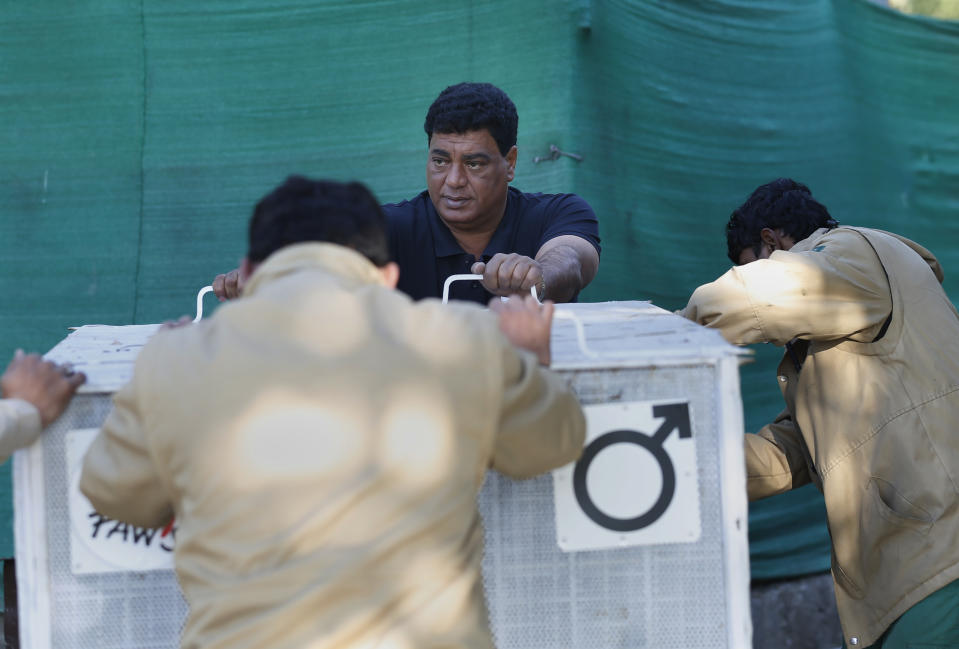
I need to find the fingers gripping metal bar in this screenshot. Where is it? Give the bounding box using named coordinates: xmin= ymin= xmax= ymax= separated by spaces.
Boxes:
xmin=441 ymin=275 xmax=594 ymax=357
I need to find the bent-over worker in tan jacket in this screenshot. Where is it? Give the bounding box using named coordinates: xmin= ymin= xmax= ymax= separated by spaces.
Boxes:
xmin=681 ymin=178 xmax=959 ymax=649
xmin=80 ymin=176 xmax=586 ymax=649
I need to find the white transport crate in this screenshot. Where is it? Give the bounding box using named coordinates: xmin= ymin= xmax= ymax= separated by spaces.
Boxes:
xmin=14 ymin=301 xmax=751 ymax=648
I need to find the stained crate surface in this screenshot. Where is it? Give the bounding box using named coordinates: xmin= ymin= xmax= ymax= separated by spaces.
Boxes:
xmin=14 ymin=301 xmax=750 ymax=648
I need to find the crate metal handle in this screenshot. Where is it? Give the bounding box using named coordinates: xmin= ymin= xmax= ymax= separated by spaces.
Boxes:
xmin=442 ymin=275 xmax=594 ymax=358
xmin=194 ymin=286 xmax=214 ymax=322
xmin=188 ymin=281 xmax=600 ymax=357
xmin=441 ymin=274 xmax=541 ymax=304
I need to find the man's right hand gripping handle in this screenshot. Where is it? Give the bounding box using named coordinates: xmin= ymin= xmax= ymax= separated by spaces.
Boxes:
xmin=212 ymin=268 xmax=243 ymax=301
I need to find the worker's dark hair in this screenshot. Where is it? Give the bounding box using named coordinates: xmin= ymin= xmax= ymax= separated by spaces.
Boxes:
xmin=726 ymin=178 xmax=839 ymax=263
xmin=248 ymin=176 xmax=390 ymax=266
xmin=424 ymin=82 xmax=518 ymax=156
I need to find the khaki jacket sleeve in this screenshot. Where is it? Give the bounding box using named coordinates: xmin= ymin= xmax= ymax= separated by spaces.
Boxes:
xmin=79 ymin=367 xmax=174 ymax=530
xmin=491 ymin=345 xmax=586 ymax=479
xmin=744 ymin=409 xmax=811 ymax=501
xmin=681 ymin=230 xmax=891 ymax=346
xmin=0 ymin=398 xmax=42 ymax=464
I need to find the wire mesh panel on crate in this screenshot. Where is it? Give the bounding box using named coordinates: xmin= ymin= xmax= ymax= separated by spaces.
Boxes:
xmin=13 ymin=301 xmax=751 ymax=648
xmin=481 ymin=301 xmax=751 ymax=649
xmin=14 ymin=324 xmax=186 ymax=649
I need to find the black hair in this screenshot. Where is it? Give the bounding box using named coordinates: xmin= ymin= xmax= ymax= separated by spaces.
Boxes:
xmin=726 ymin=178 xmax=839 ymax=263
xmin=424 ymin=82 xmax=518 ymax=156
xmin=248 ymin=176 xmax=390 ymax=266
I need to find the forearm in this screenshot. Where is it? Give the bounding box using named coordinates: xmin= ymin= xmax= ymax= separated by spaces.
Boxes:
xmin=685 ymin=235 xmax=892 ymax=345
xmin=744 ymin=412 xmax=811 ymax=501
xmin=681 ymin=271 xmax=768 ymax=345
xmin=493 ymin=348 xmax=586 ymax=478
xmin=79 ymin=384 xmax=173 ymax=529
xmin=0 ymin=398 xmax=42 ymax=464
xmin=537 ymin=240 xmax=599 ymax=302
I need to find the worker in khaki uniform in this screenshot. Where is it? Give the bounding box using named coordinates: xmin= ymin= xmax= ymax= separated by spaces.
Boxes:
xmin=79 ymin=176 xmax=586 ymax=649
xmin=681 ymin=178 xmax=959 ymax=649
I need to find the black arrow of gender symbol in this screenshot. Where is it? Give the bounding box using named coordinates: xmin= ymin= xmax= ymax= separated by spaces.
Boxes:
xmin=651 ymin=402 xmax=692 ymax=442
xmin=573 ymin=402 xmax=692 ymax=532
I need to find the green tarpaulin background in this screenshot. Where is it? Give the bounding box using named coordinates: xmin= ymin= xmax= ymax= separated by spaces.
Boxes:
xmin=2 ymin=0 xmax=958 ymax=581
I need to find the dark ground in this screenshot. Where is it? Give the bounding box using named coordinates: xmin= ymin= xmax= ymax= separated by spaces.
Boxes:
xmin=751 ymin=571 xmax=843 ymax=649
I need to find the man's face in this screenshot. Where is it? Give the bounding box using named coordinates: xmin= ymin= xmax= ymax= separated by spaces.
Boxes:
xmin=736 ymin=229 xmax=796 ymax=265
xmin=426 ymin=129 xmax=517 ymax=232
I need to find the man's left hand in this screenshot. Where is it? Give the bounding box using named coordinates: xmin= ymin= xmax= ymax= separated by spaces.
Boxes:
xmin=1 ymin=351 xmax=86 ymax=427
xmin=472 ymin=253 xmax=546 ymax=298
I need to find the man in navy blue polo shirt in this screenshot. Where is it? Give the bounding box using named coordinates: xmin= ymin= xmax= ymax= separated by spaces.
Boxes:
xmin=213 ymin=83 xmax=600 ymax=305
xmin=384 ymin=82 xmax=600 ymax=304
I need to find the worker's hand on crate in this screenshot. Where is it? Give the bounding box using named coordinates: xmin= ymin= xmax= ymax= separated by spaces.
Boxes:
xmin=489 ymin=295 xmax=554 ymax=367
xmin=472 ymin=254 xmax=546 ymax=300
xmin=1 ymin=350 xmax=86 ymax=427
xmin=212 ymin=267 xmax=244 ymax=301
